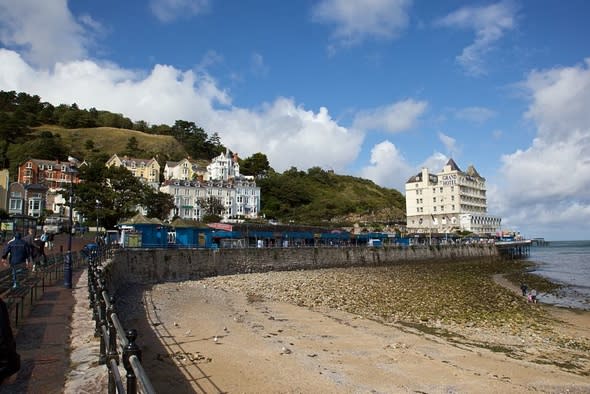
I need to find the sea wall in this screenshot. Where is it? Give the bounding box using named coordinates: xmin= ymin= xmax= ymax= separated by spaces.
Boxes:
xmin=104 ymin=244 xmax=499 ymax=292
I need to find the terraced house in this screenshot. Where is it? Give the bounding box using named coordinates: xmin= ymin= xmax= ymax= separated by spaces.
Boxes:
xmin=160 ymin=150 xmax=260 ymax=221
xmin=106 ymin=154 xmax=160 ymax=188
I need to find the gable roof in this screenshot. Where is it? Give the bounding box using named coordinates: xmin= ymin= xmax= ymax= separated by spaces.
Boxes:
xmin=446 ymin=158 xmax=461 ymax=172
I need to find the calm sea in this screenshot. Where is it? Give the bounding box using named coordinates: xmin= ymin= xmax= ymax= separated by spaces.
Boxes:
xmin=529 ymin=240 xmax=590 ymax=310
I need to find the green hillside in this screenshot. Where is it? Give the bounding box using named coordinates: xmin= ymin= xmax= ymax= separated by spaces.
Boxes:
xmin=259 ymin=167 xmax=406 ymax=228
xmin=33 ymin=125 xmax=188 ymax=161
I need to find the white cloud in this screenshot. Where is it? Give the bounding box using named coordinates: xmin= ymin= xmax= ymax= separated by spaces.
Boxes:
xmin=437 ymin=132 xmax=459 ymax=157
xmin=359 ymin=140 xmax=414 ymax=190
xmin=455 ymin=106 xmax=496 ymax=123
xmin=436 ymin=1 xmax=516 ymax=76
xmin=352 ymin=99 xmax=427 ymax=133
xmin=419 ymin=152 xmax=448 ymax=174
xmin=150 ymin=0 xmax=209 ymax=23
xmin=0 ymin=49 xmax=363 ymax=173
xmin=312 ymin=0 xmax=412 ymax=48
xmin=497 ymin=58 xmax=590 ymax=239
xmin=0 ymin=0 xmax=89 ymax=67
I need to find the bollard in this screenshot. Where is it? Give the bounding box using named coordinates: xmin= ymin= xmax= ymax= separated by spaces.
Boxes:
xmin=123 ymin=329 xmax=141 ymax=394
xmin=107 ymin=296 xmax=119 ymax=394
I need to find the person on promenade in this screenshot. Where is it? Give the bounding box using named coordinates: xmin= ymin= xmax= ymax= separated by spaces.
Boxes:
xmin=1 ymin=232 xmax=31 ymax=289
xmin=520 ymin=282 xmax=528 ymax=296
xmin=46 ymin=232 xmax=54 ymax=250
xmin=23 ymin=228 xmax=41 ymax=272
xmin=0 ymin=296 xmax=20 ymax=384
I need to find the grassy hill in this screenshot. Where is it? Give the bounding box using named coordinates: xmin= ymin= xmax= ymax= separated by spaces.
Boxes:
xmin=259 ymin=169 xmax=406 ymax=228
xmin=33 ymin=125 xmax=188 ymax=161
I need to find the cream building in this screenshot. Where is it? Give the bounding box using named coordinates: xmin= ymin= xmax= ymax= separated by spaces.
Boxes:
xmin=405 ymin=159 xmax=501 ymax=236
xmin=163 ymin=158 xmax=207 ymax=181
xmin=106 ymin=154 xmax=160 ymax=188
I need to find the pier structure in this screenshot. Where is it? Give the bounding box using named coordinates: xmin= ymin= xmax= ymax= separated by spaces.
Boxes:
xmin=495 ymin=240 xmax=532 ymax=259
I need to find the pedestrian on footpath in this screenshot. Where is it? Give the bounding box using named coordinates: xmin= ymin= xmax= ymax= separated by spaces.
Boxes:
xmin=0 ymin=296 xmax=21 ymax=384
xmin=1 ymin=232 xmax=31 ymax=289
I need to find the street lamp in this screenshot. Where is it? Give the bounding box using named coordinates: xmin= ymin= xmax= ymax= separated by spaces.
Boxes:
xmin=64 ymin=166 xmax=77 ymax=289
xmin=95 ymin=199 xmax=100 ymax=234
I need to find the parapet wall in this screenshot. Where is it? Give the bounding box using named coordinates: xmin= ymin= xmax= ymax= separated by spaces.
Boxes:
xmin=104 ymin=245 xmax=499 ymax=292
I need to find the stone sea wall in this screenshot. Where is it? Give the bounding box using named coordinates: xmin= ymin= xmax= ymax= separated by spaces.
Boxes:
xmin=104 ymin=244 xmax=499 ymax=292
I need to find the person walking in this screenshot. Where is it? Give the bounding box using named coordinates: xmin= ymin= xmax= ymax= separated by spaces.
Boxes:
xmin=23 ymin=228 xmax=40 ymax=272
xmin=1 ymin=232 xmax=31 ymax=289
xmin=520 ymin=282 xmax=528 ymax=296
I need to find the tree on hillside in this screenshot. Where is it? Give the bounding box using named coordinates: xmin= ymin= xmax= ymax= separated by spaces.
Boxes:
xmin=5 ymin=132 xmax=68 ymax=177
xmin=240 ymin=152 xmax=271 ymax=178
xmin=74 ymin=162 xmax=152 ymax=229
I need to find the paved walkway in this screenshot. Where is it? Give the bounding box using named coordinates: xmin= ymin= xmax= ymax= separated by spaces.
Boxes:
xmin=1 ymin=233 xmax=94 ymax=394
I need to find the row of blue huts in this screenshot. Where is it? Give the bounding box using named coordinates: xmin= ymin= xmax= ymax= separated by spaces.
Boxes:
xmin=115 ymin=214 xmax=408 ymax=249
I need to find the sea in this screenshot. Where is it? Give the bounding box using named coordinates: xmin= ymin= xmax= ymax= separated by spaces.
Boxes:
xmin=528 ymin=240 xmax=590 ymax=310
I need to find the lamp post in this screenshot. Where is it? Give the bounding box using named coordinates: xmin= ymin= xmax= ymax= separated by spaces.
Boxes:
xmin=64 ymin=166 xmax=76 ymax=289
xmin=95 ymin=200 xmax=100 ymax=234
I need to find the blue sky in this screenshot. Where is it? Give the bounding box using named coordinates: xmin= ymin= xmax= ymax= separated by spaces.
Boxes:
xmin=0 ymin=0 xmax=589 ymax=241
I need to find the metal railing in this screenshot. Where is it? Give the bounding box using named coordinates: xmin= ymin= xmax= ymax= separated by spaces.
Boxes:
xmin=87 ymin=246 xmax=156 ymax=394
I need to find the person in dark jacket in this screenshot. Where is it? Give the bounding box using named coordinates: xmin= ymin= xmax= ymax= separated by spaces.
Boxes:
xmin=0 ymin=296 xmax=20 ymax=384
xmin=1 ymin=233 xmax=31 ymax=289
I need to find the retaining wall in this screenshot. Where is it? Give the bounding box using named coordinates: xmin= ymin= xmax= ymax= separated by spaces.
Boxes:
xmin=104 ymin=244 xmax=499 ymax=292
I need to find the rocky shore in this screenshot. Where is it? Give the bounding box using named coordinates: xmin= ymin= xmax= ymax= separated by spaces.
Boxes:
xmin=113 ymin=258 xmax=590 ymax=393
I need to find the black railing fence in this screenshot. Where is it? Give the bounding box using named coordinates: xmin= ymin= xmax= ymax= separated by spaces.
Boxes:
xmin=87 ymin=246 xmax=155 ymax=394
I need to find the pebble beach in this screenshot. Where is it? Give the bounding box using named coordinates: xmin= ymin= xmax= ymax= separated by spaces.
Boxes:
xmin=113 ymin=258 xmax=590 ymax=393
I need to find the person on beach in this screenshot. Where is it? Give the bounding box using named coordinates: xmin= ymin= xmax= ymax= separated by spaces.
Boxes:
xmin=530 ymin=289 xmax=538 ymax=303
xmin=520 ymin=282 xmax=528 ymax=296
xmin=1 ymin=232 xmax=31 ymax=289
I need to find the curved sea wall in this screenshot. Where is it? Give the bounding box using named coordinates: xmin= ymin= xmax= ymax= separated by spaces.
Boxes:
xmin=103 ymin=244 xmax=499 ymax=292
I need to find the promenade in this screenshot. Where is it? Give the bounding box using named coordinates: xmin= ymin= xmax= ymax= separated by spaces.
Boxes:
xmin=1 ymin=233 xmax=92 ymax=394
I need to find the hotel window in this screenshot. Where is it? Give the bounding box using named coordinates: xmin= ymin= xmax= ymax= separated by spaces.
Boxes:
xmin=451 ymin=186 xmax=454 ymax=192
xmin=432 ymin=188 xmax=436 ymax=193
xmin=452 ymin=205 xmax=455 ymax=210
xmin=433 ymin=206 xmax=437 ymax=212
xmin=440 ymin=187 xmax=443 ymax=193
xmin=441 ymin=206 xmax=444 ymax=211
xmin=433 ymin=197 xmax=436 ymax=203
xmin=416 ymin=199 xmax=420 ymax=204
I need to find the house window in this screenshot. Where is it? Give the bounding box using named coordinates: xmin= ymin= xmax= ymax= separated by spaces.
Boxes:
xmin=10 ymin=199 xmax=22 ymax=211
xmin=26 ymin=162 xmax=32 ymax=168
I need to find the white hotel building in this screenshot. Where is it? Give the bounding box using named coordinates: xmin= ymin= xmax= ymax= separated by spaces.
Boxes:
xmin=160 ymin=150 xmax=261 ymax=221
xmin=405 ymin=159 xmax=501 ymax=236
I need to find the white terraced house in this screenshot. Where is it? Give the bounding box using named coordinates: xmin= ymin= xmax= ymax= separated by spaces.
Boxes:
xmin=161 ymin=150 xmax=260 ymax=221
xmin=405 ymin=159 xmax=501 ymax=236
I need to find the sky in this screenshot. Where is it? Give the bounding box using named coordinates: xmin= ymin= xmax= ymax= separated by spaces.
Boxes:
xmin=0 ymin=0 xmax=589 ymax=241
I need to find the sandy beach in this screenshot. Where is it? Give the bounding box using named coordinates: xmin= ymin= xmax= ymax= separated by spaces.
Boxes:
xmin=116 ymin=260 xmax=590 ymax=393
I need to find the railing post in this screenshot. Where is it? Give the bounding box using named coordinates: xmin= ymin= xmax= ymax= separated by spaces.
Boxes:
xmin=98 ymin=277 xmax=107 ymax=365
xmin=123 ymin=329 xmax=141 ymax=394
xmin=107 ymin=296 xmax=119 ymax=394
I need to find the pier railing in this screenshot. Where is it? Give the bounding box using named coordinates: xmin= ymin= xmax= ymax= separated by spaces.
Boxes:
xmin=88 ymin=246 xmax=155 ymax=394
